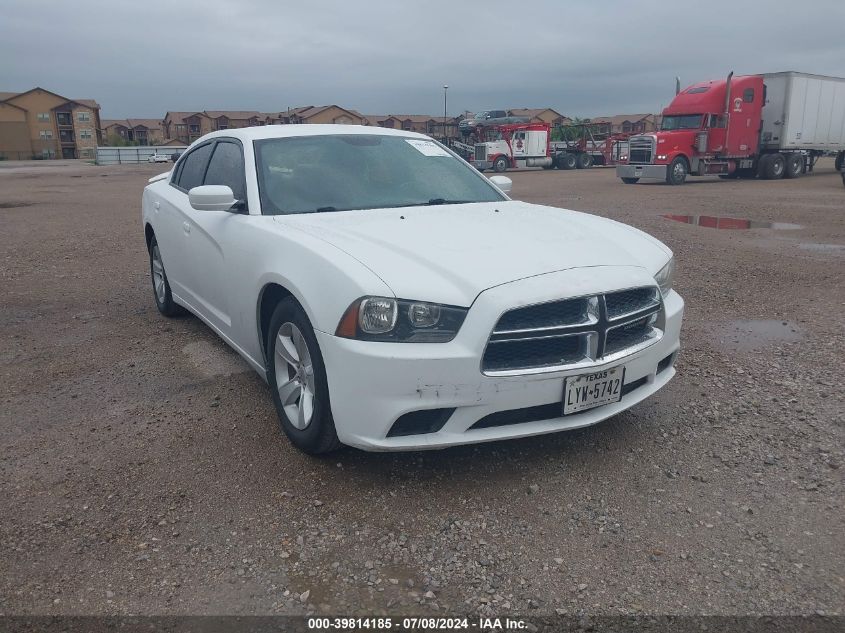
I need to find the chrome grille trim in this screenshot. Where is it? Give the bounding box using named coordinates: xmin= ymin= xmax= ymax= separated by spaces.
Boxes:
xmin=481 ymin=286 xmax=663 ymax=376
xmin=628 ymin=135 xmax=655 ymax=164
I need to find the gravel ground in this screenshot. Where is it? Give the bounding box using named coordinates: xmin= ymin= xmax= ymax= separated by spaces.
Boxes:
xmin=1 ymin=159 xmax=842 ymax=617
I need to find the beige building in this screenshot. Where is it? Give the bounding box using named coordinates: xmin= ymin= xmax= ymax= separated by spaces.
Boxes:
xmin=282 ymin=105 xmax=366 ymax=125
xmin=102 ymin=118 xmax=165 ymax=145
xmin=507 ymin=108 xmax=571 ymax=127
xmin=162 ymin=110 xmax=265 ymax=144
xmin=0 ymin=87 xmax=101 ymax=159
xmin=587 ymin=113 xmax=657 ymax=136
xmin=368 ymin=114 xmax=460 ymax=138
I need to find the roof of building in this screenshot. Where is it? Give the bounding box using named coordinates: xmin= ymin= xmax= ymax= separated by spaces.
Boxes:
xmin=0 ymin=88 xmax=100 ymax=110
xmin=508 ymin=108 xmax=567 ymax=119
xmin=103 ymin=118 xmax=162 ymax=130
xmin=204 ymin=110 xmax=263 ymax=120
xmin=163 ymin=111 xmax=205 ymax=123
xmin=287 ymin=105 xmax=363 ymax=120
xmin=589 ymin=113 xmax=654 ymax=125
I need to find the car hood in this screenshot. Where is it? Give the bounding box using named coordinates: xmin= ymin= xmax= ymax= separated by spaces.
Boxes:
xmin=273 ymin=201 xmax=671 ymax=307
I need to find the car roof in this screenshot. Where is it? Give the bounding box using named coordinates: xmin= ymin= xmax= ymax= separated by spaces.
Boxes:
xmin=191 ymin=124 xmax=433 ymax=145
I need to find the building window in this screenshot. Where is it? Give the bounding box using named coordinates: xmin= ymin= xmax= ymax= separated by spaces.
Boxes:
xmin=80 ymin=129 xmax=92 ymax=139
xmin=37 ymin=112 xmax=50 ymax=122
xmin=39 ymin=130 xmax=53 ymax=139
xmin=77 ymin=111 xmax=91 ymax=122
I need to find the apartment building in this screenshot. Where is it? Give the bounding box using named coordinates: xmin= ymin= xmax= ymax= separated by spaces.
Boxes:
xmin=0 ymin=87 xmax=101 ymax=159
xmin=367 ymin=114 xmax=460 ymax=137
xmin=587 ymin=113 xmax=657 ymax=136
xmin=102 ymin=119 xmax=165 ymax=145
xmin=162 ymin=110 xmax=268 ymax=144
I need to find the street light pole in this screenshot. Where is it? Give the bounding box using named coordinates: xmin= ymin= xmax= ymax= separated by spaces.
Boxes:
xmin=443 ymin=85 xmax=449 ymax=142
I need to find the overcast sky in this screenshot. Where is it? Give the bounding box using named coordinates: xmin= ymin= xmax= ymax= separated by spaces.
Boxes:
xmin=2 ymin=1 xmax=844 ymax=120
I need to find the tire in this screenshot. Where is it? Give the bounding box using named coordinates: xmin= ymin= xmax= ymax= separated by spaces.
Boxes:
xmin=621 ymin=177 xmax=639 ymax=184
xmin=835 ymin=152 xmax=844 ymax=172
xmin=266 ymin=297 xmax=340 ymax=455
xmin=841 ymin=170 xmax=845 ymax=189
xmin=557 ymin=153 xmax=576 ymax=170
xmin=761 ymin=153 xmax=785 ymax=180
xmin=666 ymin=156 xmax=688 ymax=185
xmin=784 ymin=153 xmax=802 ymax=179
xmin=148 ymin=235 xmax=185 ymax=317
xmin=493 ymin=156 xmax=509 ymax=173
xmin=575 ymin=153 xmax=592 ymax=169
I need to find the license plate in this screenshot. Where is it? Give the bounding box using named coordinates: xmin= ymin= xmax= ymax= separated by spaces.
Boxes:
xmin=563 ymin=366 xmax=625 ymax=415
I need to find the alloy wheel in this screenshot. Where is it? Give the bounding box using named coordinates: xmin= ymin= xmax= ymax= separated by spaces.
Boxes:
xmin=151 ymin=245 xmax=166 ymax=304
xmin=274 ymin=322 xmax=315 ymax=430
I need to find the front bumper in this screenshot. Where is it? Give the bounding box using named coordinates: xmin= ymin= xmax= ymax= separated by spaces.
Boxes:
xmin=616 ymin=164 xmax=668 ymax=180
xmin=473 ymin=160 xmax=492 ymax=170
xmin=316 ymin=267 xmax=684 ymax=451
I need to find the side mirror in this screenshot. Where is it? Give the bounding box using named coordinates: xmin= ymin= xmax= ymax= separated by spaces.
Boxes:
xmin=188 ymin=185 xmax=237 ymax=211
xmin=488 ymin=175 xmax=512 ymax=194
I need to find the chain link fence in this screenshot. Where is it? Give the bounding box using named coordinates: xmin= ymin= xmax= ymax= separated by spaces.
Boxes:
xmin=95 ymin=146 xmax=188 ymax=165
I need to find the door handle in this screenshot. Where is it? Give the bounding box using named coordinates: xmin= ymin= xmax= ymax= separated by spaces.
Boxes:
xmin=183 ymin=221 xmax=191 ymax=234
xmin=154 ymin=201 xmax=160 ymax=211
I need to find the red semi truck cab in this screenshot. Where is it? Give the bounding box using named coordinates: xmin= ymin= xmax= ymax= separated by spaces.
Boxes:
xmin=617 ymin=71 xmax=845 ymax=185
xmin=617 ymin=74 xmax=764 ymax=184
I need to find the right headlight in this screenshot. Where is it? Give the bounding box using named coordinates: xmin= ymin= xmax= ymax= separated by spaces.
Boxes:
xmin=654 ymin=257 xmax=675 ymax=297
xmin=336 ymin=296 xmax=468 ymax=343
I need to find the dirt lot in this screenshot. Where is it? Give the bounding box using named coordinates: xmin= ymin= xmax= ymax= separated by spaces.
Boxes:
xmin=1 ymin=159 xmax=843 ymax=617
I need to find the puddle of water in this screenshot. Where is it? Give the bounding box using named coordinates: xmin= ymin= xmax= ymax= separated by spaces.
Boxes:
xmin=799 ymin=242 xmax=845 ymax=255
xmin=709 ymin=319 xmax=803 ymax=352
xmin=0 ymin=202 xmax=33 ymax=209
xmin=662 ymin=214 xmax=802 ymax=230
xmin=182 ymin=340 xmax=250 ymax=378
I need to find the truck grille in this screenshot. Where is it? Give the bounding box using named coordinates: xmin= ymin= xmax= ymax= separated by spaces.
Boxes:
xmin=482 ymin=287 xmax=662 ymax=375
xmin=475 ymin=144 xmax=487 ymax=161
xmin=628 ymin=136 xmax=654 ymax=164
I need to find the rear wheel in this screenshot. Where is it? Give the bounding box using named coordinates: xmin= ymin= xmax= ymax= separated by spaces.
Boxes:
xmin=148 ymin=235 xmax=185 ymax=317
xmin=557 ymin=153 xmax=577 ymax=170
xmin=575 ymin=153 xmax=593 ymax=169
xmin=666 ymin=156 xmax=688 ymax=185
xmin=493 ymin=156 xmax=509 ymax=173
xmin=761 ymin=153 xmax=785 ymax=180
xmin=266 ymin=298 xmax=340 ymax=455
xmin=784 ymin=153 xmax=803 ymax=179
xmin=621 ymin=177 xmax=639 ymax=184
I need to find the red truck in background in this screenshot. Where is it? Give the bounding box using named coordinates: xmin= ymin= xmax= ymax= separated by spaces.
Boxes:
xmin=616 ymin=71 xmax=845 ymax=185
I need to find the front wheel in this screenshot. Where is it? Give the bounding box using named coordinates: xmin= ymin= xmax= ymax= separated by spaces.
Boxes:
xmin=493 ymin=156 xmax=509 ymax=173
xmin=266 ymin=298 xmax=340 ymax=454
xmin=621 ymin=177 xmax=639 ymax=184
xmin=666 ymin=157 xmax=688 ymax=185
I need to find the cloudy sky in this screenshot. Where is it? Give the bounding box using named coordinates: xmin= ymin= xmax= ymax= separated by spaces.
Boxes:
xmin=2 ymin=1 xmax=844 ymax=120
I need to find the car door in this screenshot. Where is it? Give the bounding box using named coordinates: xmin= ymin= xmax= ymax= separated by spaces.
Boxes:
xmin=156 ymin=144 xmax=213 ymax=306
xmin=181 ymin=139 xmax=248 ymax=335
xmin=156 ymin=141 xmax=215 ymax=308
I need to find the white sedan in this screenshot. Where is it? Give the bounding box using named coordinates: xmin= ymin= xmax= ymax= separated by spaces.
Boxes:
xmin=141 ymin=125 xmax=683 ymax=453
xmin=148 ymin=153 xmax=170 ymax=163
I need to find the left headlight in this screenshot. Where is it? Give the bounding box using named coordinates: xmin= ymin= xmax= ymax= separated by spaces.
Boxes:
xmin=336 ymin=297 xmax=468 ymax=343
xmin=654 ymin=257 xmax=675 ymax=297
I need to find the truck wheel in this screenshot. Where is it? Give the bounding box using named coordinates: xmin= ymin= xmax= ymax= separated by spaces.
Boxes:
xmin=835 ymin=152 xmax=844 ymax=172
xmin=493 ymin=156 xmax=509 ymax=173
xmin=575 ymin=153 xmax=592 ymax=169
xmin=762 ymin=153 xmax=785 ymax=180
xmin=666 ymin=157 xmax=688 ymax=185
xmin=558 ymin=153 xmax=576 ymax=170
xmin=784 ymin=154 xmax=802 ymax=179
xmin=621 ymin=177 xmax=639 ymax=184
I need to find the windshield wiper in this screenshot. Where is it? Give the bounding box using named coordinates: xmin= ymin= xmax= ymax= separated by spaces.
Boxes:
xmin=401 ymin=198 xmax=475 ymax=207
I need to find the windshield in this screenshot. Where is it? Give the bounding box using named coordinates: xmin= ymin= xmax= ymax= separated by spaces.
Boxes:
xmin=255 ymin=134 xmax=506 ymax=215
xmin=661 ymin=114 xmax=703 ymax=131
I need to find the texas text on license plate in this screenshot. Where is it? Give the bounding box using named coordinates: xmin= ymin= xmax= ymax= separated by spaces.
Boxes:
xmin=563 ymin=366 xmax=625 ymax=415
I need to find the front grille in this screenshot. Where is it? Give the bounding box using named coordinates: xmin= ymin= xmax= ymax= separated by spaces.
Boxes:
xmin=482 ymin=287 xmax=662 ymax=375
xmin=628 ymin=136 xmax=654 ymax=164
xmin=475 ymin=144 xmax=487 ymax=161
